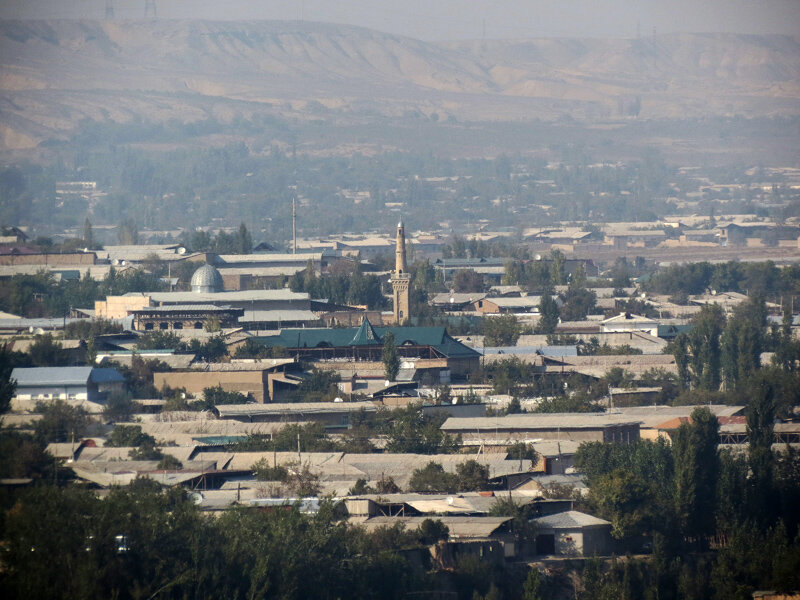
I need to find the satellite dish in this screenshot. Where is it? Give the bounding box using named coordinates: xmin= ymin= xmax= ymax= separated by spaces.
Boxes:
xmin=112 ymin=259 xmax=119 ymax=265
xmin=177 ymin=247 xmax=187 ymax=255
xmin=640 ymin=293 xmax=646 ymax=299
xmin=385 ymin=380 xmax=391 ymax=387
xmin=189 ymin=492 xmax=204 ymax=505
xmin=535 ymin=254 xmax=542 ymax=261
xmin=449 ymin=296 xmax=455 ymax=303
xmin=333 ymin=397 xmax=343 ymax=403
xmin=711 ymin=289 xmax=717 ymax=296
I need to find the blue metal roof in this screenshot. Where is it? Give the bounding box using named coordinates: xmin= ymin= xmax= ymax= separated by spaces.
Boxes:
xmin=11 ymin=366 xmax=124 ymax=387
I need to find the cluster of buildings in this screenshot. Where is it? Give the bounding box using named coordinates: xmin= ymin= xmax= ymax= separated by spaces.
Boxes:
xmin=4 ymin=219 xmax=800 ymax=563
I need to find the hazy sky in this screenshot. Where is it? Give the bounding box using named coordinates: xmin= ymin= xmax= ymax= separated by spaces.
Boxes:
xmin=2 ymin=0 xmax=799 ymax=39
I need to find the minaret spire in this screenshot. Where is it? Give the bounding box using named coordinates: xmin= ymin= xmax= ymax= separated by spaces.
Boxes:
xmin=395 ymin=221 xmax=407 ymax=274
xmin=391 ymin=221 xmax=411 ymax=325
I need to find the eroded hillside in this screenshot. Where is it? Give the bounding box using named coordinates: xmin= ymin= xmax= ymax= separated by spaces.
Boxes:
xmin=1 ymin=20 xmax=799 ymax=150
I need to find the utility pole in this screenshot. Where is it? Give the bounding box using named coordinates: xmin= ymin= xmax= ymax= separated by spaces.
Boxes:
xmin=292 ymin=195 xmax=297 ymax=254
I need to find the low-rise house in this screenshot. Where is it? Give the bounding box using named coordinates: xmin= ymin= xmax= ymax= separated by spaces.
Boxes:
xmin=541 ymin=353 xmax=678 ymax=379
xmin=471 ymin=296 xmax=543 ymax=315
xmin=601 ymin=313 xmax=660 ymax=337
xmin=10 ymin=366 xmax=124 ymax=407
xmin=531 ymin=510 xmax=612 ymax=556
xmin=431 ymin=292 xmax=487 ymax=311
xmin=213 ymin=401 xmax=378 ymax=427
xmin=153 ymin=359 xmax=302 ymax=403
xmin=441 ymin=414 xmax=641 ymax=445
xmin=607 ymin=405 xmax=744 ymax=441
xmin=358 ymin=516 xmax=518 ymax=558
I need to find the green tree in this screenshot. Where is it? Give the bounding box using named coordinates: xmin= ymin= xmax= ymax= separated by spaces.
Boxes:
xmin=200 ymin=385 xmax=249 ymax=409
xmin=507 ymin=442 xmax=539 ymax=469
xmin=294 ymin=368 xmax=341 ymax=402
xmin=252 ymin=458 xmax=289 ymax=481
xmin=549 ymin=250 xmax=566 ymax=285
xmin=483 ymin=314 xmax=522 ymax=346
xmin=156 ymin=454 xmax=183 ymax=470
xmin=452 ymin=269 xmax=485 ymax=293
xmin=105 ymin=424 xmax=156 ymax=448
xmin=236 ymin=222 xmax=252 ymax=254
xmin=417 ymin=518 xmax=450 ymax=545
xmin=535 ymin=293 xmax=560 ymax=334
xmin=455 ymin=459 xmax=491 ymax=491
xmin=668 ymin=332 xmax=691 ymax=390
xmin=283 ymin=461 xmax=321 ymax=497
xmin=721 ymin=297 xmax=764 ymax=390
xmin=746 ymin=372 xmax=776 ymax=525
xmin=102 ymin=390 xmax=136 ymax=422
xmin=28 ymin=334 xmax=66 ymax=367
xmin=0 ymin=345 xmax=16 ymax=414
xmin=382 ymin=331 xmax=400 ymax=382
xmin=559 ymin=287 xmax=597 ymax=321
xmin=673 ymin=407 xmax=719 ymax=544
xmin=523 ymin=568 xmax=545 ymax=600
xmin=587 ymin=469 xmax=658 ymax=540
xmin=135 ymin=330 xmax=182 ymax=351
xmin=383 ymin=405 xmax=460 ymax=454
xmin=408 ymin=461 xmax=459 ymax=493
xmin=82 ymin=217 xmax=94 ymax=249
xmin=34 ymin=400 xmax=90 ymax=443
xmin=117 ymin=218 xmax=139 ymax=245
xmin=687 ymin=304 xmax=725 ymax=391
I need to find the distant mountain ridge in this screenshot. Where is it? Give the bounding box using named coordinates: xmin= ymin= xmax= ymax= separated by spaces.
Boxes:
xmin=1 ymin=19 xmax=799 ymax=150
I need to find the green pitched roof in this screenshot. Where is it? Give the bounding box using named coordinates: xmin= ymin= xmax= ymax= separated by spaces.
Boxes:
xmin=349 ymin=317 xmax=381 ymax=346
xmin=253 ymin=320 xmax=479 ymax=359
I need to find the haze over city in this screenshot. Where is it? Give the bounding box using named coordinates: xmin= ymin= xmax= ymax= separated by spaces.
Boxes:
xmin=2 ymin=0 xmax=800 ymax=38
xmin=1 ymin=1 xmax=799 ymax=598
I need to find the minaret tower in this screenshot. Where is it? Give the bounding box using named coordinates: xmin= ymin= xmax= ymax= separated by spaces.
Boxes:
xmin=391 ymin=221 xmax=411 ymax=325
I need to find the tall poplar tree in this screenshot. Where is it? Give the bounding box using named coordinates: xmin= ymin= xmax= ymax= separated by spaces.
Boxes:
xmin=382 ymin=331 xmax=400 ymax=382
xmin=673 ymin=406 xmax=719 ymax=545
xmin=687 ymin=304 xmax=725 ymax=391
xmin=746 ymin=373 xmax=776 ymax=524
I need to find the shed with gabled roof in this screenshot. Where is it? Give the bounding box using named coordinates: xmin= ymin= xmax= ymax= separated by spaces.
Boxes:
xmin=531 ymin=510 xmax=612 ymax=556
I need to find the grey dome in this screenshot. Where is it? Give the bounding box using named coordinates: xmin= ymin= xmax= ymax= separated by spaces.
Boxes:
xmin=190 ymin=264 xmax=223 ymax=293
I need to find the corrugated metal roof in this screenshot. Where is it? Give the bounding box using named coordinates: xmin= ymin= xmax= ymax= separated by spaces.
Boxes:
xmin=131 ymin=290 xmax=310 ymax=302
xmin=483 ymin=345 xmax=577 ymax=357
xmin=218 ymin=253 xmax=323 ymax=263
xmin=133 ymin=304 xmax=237 ymax=312
xmin=359 ymin=516 xmax=512 ymax=539
xmin=192 ymin=359 xmax=296 ymax=372
xmin=532 ymin=510 xmax=611 ymax=529
xmin=11 ymin=366 xmax=123 ymax=386
xmin=239 ymin=310 xmax=319 ymax=322
xmin=215 ymin=401 xmax=377 ymax=418
xmin=441 ymin=414 xmax=640 ymax=431
xmin=254 ymin=323 xmax=480 ymax=358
